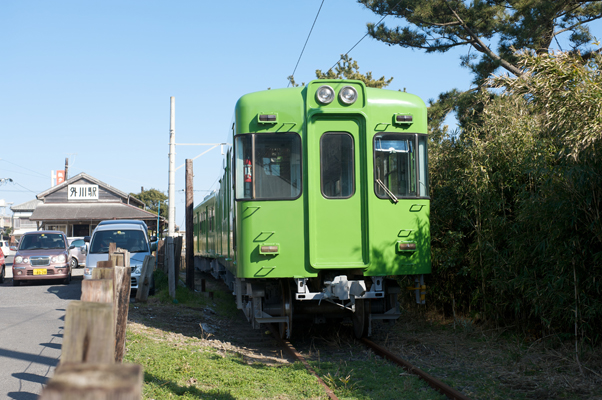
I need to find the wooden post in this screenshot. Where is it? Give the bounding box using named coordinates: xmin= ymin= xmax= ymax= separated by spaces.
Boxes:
xmin=111 ymin=250 xmax=131 ymax=363
xmin=92 ymin=267 xmax=114 ymax=280
xmin=81 ymin=279 xmax=114 ymax=303
xmin=185 ymin=159 xmax=194 ymax=290
xmin=174 ymin=236 xmax=183 ymax=275
xmin=166 ymin=237 xmax=175 ymax=299
xmin=156 ymin=240 xmax=165 ymax=273
xmin=135 ymin=255 xmax=155 ymax=303
xmin=61 ymin=301 xmax=115 ymax=364
xmin=39 ymin=363 xmax=143 ymax=400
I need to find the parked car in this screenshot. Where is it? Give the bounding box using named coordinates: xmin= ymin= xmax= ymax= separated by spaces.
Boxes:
xmin=1 ymin=240 xmax=14 ymax=257
xmin=12 ymin=231 xmax=72 ymax=286
xmin=84 ymin=220 xmax=155 ymax=291
xmin=67 ymin=237 xmax=87 ymax=268
xmin=0 ymin=248 xmax=5 ymax=284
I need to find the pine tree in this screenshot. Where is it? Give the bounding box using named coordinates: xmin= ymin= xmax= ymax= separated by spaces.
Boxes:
xmin=358 ymin=0 xmax=602 ymax=83
xmin=315 ymin=54 xmax=394 ymax=88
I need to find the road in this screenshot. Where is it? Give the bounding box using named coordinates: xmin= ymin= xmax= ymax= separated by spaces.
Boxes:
xmin=0 ymin=256 xmax=83 ymax=400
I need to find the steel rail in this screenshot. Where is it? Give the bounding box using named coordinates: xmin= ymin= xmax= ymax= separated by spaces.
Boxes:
xmin=361 ymin=337 xmax=472 ymax=400
xmin=268 ymin=324 xmax=339 ymax=400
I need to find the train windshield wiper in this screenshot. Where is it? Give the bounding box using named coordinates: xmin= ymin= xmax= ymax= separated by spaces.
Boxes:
xmin=376 ymin=179 xmax=398 ymax=203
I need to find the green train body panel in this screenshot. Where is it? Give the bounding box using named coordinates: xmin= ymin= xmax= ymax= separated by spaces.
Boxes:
xmin=194 ymin=79 xmax=430 ymax=280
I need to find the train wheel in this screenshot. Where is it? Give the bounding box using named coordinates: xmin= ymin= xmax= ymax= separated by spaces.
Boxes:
xmin=279 ymin=280 xmax=293 ymax=339
xmin=353 ymin=299 xmax=370 ymax=339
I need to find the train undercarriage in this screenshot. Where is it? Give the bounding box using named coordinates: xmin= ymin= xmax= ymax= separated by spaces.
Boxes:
xmin=194 ymin=256 xmax=425 ymax=338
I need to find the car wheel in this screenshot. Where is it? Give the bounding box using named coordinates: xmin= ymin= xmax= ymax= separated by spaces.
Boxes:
xmin=70 ymin=258 xmax=78 ymax=269
xmin=64 ymin=273 xmax=71 ymax=285
xmin=0 ymin=265 xmax=4 ymax=284
xmin=13 ymin=279 xmax=20 ymax=286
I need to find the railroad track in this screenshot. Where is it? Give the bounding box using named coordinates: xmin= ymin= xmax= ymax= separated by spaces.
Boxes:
xmin=267 ymin=324 xmax=471 ymax=400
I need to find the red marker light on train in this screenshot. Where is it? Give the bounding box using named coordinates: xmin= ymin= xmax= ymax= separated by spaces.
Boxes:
xmin=398 ymin=242 xmax=417 ymax=251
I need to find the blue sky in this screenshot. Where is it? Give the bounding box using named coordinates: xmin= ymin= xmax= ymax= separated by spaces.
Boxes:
xmin=1 ymin=1 xmax=600 ymax=230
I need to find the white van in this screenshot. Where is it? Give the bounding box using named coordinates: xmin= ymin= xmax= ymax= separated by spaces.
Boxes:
xmin=84 ymin=220 xmax=155 ymax=290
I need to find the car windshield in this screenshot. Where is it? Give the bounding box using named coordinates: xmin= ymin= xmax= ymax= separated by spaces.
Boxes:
xmin=20 ymin=233 xmax=66 ymax=250
xmin=90 ymin=229 xmax=148 ymax=254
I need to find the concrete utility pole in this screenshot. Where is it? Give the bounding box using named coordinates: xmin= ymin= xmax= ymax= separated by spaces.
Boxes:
xmin=64 ymin=158 xmax=69 ymax=180
xmin=168 ymin=96 xmax=176 ymax=237
xmin=167 ymin=97 xmax=177 ymax=299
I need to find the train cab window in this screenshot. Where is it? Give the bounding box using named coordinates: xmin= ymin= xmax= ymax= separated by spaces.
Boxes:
xmin=418 ymin=135 xmax=429 ymax=197
xmin=374 ymin=133 xmax=429 ymax=199
xmin=235 ymin=133 xmax=302 ymax=200
xmin=321 ymin=132 xmax=355 ymax=198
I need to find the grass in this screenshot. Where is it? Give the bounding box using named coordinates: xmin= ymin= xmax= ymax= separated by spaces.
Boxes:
xmin=126 ymin=330 xmax=325 ymax=399
xmin=124 ymin=270 xmax=446 ymax=399
xmin=314 ymin=359 xmax=446 ymax=400
xmin=124 ymin=325 xmax=445 ymax=400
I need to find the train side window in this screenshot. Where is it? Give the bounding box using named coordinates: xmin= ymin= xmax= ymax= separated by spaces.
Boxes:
xmin=235 ymin=135 xmax=252 ymax=199
xmin=418 ymin=135 xmax=429 ymax=197
xmin=235 ymin=133 xmax=302 ymax=200
xmin=320 ymin=132 xmax=355 ymax=198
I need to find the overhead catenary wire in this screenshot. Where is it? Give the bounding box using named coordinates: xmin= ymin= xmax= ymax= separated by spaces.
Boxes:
xmin=287 ymin=0 xmax=326 ymax=87
xmin=325 ymin=0 xmax=404 ymax=72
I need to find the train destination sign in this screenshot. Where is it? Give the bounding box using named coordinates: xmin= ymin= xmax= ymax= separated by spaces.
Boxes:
xmin=68 ymin=184 xmax=99 ymax=200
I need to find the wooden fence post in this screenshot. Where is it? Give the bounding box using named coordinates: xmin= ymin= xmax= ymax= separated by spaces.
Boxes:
xmin=60 ymin=301 xmax=115 ymax=364
xmin=166 ymin=237 xmax=175 ymax=299
xmin=111 ymin=249 xmax=131 ymax=363
xmin=135 ymin=255 xmax=155 ymax=303
xmin=81 ymin=279 xmax=114 ymax=303
xmin=39 ymin=363 xmax=143 ymax=400
xmin=157 ymin=239 xmax=165 ymax=273
xmin=174 ymin=236 xmax=183 ymax=275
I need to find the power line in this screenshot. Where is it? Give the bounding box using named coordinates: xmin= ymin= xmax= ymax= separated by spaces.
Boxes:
xmin=287 ymin=0 xmax=326 ymax=87
xmin=0 ymin=159 xmax=47 ymax=179
xmin=12 ymin=181 xmax=39 ymax=194
xmin=326 ymin=0 xmax=404 ymax=72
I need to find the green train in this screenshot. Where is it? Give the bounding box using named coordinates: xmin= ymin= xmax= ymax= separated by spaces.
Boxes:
xmin=193 ymin=80 xmax=430 ymax=338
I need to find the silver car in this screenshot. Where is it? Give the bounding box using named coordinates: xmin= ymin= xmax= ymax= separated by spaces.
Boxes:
xmin=67 ymin=237 xmax=87 ymax=268
xmin=1 ymin=240 xmax=14 ymax=257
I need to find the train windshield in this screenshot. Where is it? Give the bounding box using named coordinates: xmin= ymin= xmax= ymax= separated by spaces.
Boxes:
xmin=374 ymin=133 xmax=429 ymax=199
xmin=235 ymin=133 xmax=302 ymax=200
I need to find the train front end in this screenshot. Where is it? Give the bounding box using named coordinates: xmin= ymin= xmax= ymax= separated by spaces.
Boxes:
xmin=209 ymin=80 xmax=430 ymax=338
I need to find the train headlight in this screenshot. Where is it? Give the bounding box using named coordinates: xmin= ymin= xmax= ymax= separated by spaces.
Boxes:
xmin=339 ymin=86 xmax=358 ymax=104
xmin=316 ymin=85 xmax=334 ymax=104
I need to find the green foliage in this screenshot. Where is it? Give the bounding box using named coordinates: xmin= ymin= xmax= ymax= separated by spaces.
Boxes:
xmin=315 ymin=54 xmax=394 ymax=88
xmin=427 ymin=50 xmax=602 ymax=343
xmin=358 ymin=0 xmax=602 ymax=84
xmin=130 ymin=188 xmax=167 ymax=219
xmin=287 ymin=75 xmax=304 ymax=88
xmin=2 ymin=226 xmax=13 ymax=238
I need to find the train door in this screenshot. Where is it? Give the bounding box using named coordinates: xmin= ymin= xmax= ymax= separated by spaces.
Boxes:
xmin=308 ymin=116 xmax=368 ymax=268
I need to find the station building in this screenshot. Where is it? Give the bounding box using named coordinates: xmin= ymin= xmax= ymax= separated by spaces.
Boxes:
xmin=23 ymin=172 xmax=162 ymax=238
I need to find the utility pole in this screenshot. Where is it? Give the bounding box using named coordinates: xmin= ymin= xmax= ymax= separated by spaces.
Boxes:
xmin=65 ymin=158 xmax=69 ymax=180
xmin=168 ymin=97 xmax=176 ymax=237
xmin=167 ymin=97 xmax=176 ymax=299
xmin=185 ymin=159 xmax=194 ymax=290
